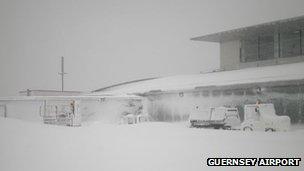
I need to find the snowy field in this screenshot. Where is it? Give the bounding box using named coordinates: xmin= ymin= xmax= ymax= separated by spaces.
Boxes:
xmin=0 ymin=118 xmax=304 ymax=171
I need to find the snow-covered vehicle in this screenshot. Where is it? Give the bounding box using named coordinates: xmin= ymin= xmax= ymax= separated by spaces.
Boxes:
xmin=241 ymin=103 xmax=290 ymax=132
xmin=120 ymin=114 xmax=136 ymax=124
xmin=136 ymin=114 xmax=149 ymax=123
xmin=120 ymin=114 xmax=149 ymax=124
xmin=189 ymin=106 xmax=241 ymax=129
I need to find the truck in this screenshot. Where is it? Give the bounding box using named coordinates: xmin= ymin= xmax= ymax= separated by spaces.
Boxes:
xmin=241 ymin=103 xmax=290 ymax=131
xmin=189 ymin=106 xmax=241 ymax=129
xmin=189 ymin=103 xmax=291 ymax=132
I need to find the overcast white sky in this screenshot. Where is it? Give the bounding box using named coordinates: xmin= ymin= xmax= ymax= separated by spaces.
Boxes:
xmin=1 ymin=0 xmax=304 ymax=96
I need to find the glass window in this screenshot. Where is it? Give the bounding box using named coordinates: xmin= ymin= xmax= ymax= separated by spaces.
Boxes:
xmin=241 ymin=35 xmax=274 ymax=62
xmin=212 ymin=90 xmax=221 ymax=97
xmin=233 ymin=89 xmax=244 ymax=96
xmin=259 ymin=35 xmax=274 ymax=60
xmin=192 ymin=91 xmax=200 ymax=97
xmin=241 ymin=39 xmax=258 ymax=62
xmin=280 ymin=30 xmax=301 ymax=58
xmin=202 ymin=90 xmax=209 ymax=97
xmin=245 ymin=89 xmax=255 ymax=96
xmin=223 ymin=89 xmax=232 ymax=96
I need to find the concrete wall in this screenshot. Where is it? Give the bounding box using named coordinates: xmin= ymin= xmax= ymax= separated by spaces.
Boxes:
xmin=220 ymin=40 xmax=241 ymax=70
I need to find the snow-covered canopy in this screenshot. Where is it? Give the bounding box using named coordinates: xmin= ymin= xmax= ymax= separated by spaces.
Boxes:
xmin=191 ymin=15 xmax=304 ymax=42
xmin=92 ymin=62 xmax=304 ymax=95
xmin=0 ymin=94 xmax=142 ymax=101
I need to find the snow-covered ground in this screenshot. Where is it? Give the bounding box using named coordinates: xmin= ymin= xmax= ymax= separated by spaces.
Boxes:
xmin=0 ymin=118 xmax=304 ymax=171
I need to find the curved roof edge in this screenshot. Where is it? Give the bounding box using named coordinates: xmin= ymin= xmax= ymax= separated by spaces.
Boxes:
xmin=93 ymin=77 xmax=158 ymax=93
xmin=90 ymin=62 xmax=304 ymax=95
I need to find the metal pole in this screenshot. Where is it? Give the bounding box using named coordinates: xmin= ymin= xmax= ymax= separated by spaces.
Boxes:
xmin=257 ymin=36 xmax=260 ymax=67
xmin=299 ymin=83 xmax=303 ymax=123
xmin=300 ymin=30 xmax=302 ymax=55
xmin=258 ymin=36 xmax=260 ymax=60
xmin=61 ymin=57 xmax=64 ymax=91
xmin=278 ymin=33 xmax=281 ymax=58
xmin=4 ymin=105 xmax=7 ymax=118
xmin=59 ymin=56 xmax=67 ymax=92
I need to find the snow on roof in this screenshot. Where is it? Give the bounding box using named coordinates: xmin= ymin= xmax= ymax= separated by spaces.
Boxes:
xmin=191 ymin=15 xmax=304 ymax=42
xmin=0 ymin=94 xmax=142 ymax=101
xmin=92 ymin=62 xmax=304 ymax=95
xmin=93 ymin=77 xmax=158 ymax=92
xmin=18 ymin=90 xmax=84 ymax=96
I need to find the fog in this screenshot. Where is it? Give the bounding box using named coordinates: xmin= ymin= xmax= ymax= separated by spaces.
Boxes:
xmin=1 ymin=0 xmax=304 ymax=96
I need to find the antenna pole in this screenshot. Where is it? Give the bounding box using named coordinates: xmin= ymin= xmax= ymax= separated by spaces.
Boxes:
xmin=59 ymin=56 xmax=67 ymax=91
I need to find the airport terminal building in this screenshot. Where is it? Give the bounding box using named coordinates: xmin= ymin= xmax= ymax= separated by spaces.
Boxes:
xmin=189 ymin=15 xmax=304 ymax=123
xmin=93 ymin=15 xmax=304 ymax=123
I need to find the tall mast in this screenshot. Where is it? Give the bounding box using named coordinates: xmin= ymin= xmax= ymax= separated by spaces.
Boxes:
xmin=59 ymin=56 xmax=67 ymax=91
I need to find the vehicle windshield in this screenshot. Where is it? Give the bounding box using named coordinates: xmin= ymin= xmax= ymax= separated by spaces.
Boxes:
xmin=245 ymin=106 xmax=260 ymax=121
xmin=226 ymin=109 xmax=238 ymax=116
xmin=258 ymin=104 xmax=276 ymax=116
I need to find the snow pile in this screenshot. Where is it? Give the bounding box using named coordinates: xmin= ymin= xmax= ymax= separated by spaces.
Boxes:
xmin=92 ymin=62 xmax=304 ymax=94
xmin=0 ymin=118 xmax=303 ymax=171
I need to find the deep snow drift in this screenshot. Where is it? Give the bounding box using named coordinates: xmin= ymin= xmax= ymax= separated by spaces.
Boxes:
xmin=0 ymin=118 xmax=304 ymax=171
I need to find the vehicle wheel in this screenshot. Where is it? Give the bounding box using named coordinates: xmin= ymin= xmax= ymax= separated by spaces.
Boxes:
xmin=265 ymin=128 xmax=275 ymax=132
xmin=224 ymin=126 xmax=231 ymax=130
xmin=243 ymin=126 xmax=253 ymax=131
xmin=214 ymin=126 xmax=220 ymax=129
